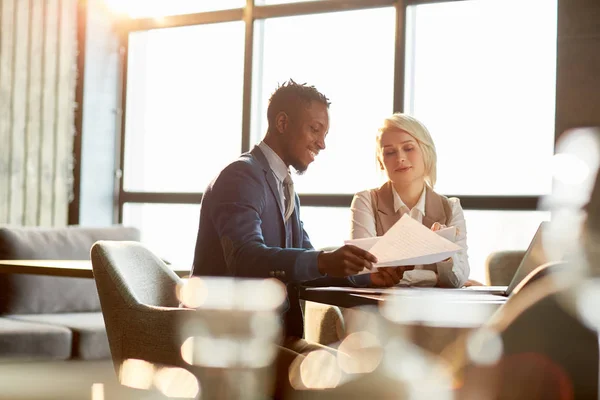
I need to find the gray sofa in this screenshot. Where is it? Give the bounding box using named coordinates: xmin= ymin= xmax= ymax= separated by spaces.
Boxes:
xmin=0 ymin=225 xmax=140 ymax=361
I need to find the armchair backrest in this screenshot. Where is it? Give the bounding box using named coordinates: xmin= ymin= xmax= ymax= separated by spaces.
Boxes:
xmin=485 ymin=250 xmax=526 ymax=286
xmin=90 ymin=240 xmax=185 ymax=373
xmin=91 ymin=240 xmax=181 ymax=308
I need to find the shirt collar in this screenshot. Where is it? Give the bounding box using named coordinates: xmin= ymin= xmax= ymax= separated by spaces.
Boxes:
xmin=257 ymin=141 xmax=289 ymax=183
xmin=392 ymin=185 xmax=427 ymax=215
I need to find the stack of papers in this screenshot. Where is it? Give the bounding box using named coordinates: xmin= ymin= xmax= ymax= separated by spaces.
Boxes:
xmin=345 ymin=214 xmax=462 ymax=274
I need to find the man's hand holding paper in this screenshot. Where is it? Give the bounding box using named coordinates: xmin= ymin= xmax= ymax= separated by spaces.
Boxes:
xmin=345 ymin=214 xmax=462 ymax=274
xmin=317 ymin=244 xmax=377 ymax=277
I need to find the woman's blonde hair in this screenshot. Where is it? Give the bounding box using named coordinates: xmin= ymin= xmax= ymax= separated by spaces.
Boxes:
xmin=376 ymin=113 xmax=438 ymax=188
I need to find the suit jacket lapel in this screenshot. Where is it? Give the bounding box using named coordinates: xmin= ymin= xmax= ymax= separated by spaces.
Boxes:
xmin=376 ymin=181 xmax=402 ymax=234
xmin=251 ymin=146 xmax=286 ymax=222
xmin=422 ymin=185 xmax=447 ymax=228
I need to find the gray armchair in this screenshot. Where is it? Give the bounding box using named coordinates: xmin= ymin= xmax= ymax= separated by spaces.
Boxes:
xmin=304 ymin=302 xmax=345 ymax=346
xmin=485 ymin=250 xmax=526 ymax=286
xmin=90 ymin=241 xmax=279 ymax=399
xmin=90 ymin=240 xmax=196 ymax=373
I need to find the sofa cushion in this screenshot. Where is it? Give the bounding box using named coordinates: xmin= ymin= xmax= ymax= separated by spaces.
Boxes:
xmin=9 ymin=312 xmax=110 ymax=360
xmin=0 ymin=226 xmax=140 ymax=314
xmin=0 ymin=226 xmax=141 ymax=260
xmin=0 ymin=317 xmax=72 ymax=361
xmin=0 ymin=275 xmax=102 ymax=315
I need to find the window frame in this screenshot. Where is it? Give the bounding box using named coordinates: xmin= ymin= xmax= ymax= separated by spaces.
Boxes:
xmin=106 ymin=0 xmax=553 ymax=225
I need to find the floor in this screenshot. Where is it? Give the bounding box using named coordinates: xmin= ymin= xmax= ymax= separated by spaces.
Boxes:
xmin=0 ymin=360 xmax=186 ymax=400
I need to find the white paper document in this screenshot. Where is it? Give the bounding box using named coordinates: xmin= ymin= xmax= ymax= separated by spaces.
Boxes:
xmin=345 ymin=215 xmax=462 ymax=274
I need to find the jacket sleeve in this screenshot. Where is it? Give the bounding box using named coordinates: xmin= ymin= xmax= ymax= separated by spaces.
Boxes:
xmin=299 ymin=210 xmax=314 ymax=251
xmin=294 ymin=195 xmax=372 ymax=288
xmin=436 ymin=197 xmax=470 ymax=288
xmin=210 ymin=162 xmax=323 ymax=284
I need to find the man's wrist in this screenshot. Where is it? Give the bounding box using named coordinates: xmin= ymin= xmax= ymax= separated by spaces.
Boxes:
xmin=317 ymin=251 xmax=327 ymax=276
xmin=349 ymin=273 xmax=371 ymax=288
xmin=293 ymin=250 xmax=324 ymax=282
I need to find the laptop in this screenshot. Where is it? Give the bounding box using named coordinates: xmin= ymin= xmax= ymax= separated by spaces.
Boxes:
xmin=462 ymin=222 xmax=549 ymax=297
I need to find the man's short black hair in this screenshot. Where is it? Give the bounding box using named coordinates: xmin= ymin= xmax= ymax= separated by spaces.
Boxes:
xmin=267 ymin=79 xmax=331 ymax=130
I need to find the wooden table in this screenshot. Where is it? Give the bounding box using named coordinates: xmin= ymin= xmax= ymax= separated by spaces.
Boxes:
xmin=0 ymin=260 xmax=191 ymax=279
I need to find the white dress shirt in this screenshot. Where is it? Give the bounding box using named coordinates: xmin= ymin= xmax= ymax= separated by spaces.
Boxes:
xmin=350 ymin=185 xmax=470 ymax=287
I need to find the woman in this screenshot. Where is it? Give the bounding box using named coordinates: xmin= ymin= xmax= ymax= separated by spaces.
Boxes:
xmin=350 ymin=113 xmax=470 ymax=288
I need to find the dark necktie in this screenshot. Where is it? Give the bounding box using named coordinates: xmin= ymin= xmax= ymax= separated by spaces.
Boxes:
xmin=283 ymin=173 xmax=295 ymax=221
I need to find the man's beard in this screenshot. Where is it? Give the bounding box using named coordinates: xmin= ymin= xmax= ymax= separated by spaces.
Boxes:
xmin=291 ymin=162 xmax=307 ymax=175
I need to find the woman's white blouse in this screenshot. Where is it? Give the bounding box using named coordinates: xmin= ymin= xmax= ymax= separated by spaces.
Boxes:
xmin=350 ymin=187 xmax=470 ymax=288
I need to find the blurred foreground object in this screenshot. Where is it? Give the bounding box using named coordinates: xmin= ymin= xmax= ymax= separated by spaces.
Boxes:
xmin=460 ymin=127 xmax=600 ymax=400
xmin=178 ymin=276 xmax=286 ymax=399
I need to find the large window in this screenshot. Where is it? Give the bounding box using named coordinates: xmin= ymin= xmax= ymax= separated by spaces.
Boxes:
xmin=401 ymin=0 xmax=558 ymax=282
xmin=251 ymin=7 xmax=396 ymax=194
xmin=404 ymin=0 xmax=557 ymax=196
xmin=463 ymin=210 xmax=550 ymax=282
xmin=116 ymin=0 xmax=559 ymax=280
xmin=123 ymin=203 xmax=200 ymax=265
xmin=124 ymin=22 xmax=245 ymax=193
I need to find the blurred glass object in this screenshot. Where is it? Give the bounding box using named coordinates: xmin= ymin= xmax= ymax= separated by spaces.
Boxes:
xmin=453 ymin=128 xmax=600 ymax=400
xmin=153 ymin=367 xmax=200 ymax=398
xmin=299 ymin=350 xmax=342 ymax=389
xmin=301 ymin=303 xmax=458 ymax=399
xmin=119 ymin=359 xmax=155 ymax=390
xmin=337 ymin=331 xmax=383 ymax=374
xmin=465 ymin=327 xmax=504 ymax=366
xmin=405 ymin=0 xmax=557 ymax=196
xmin=543 ymin=128 xmax=600 ymax=210
xmin=381 ymin=292 xmax=498 ymax=329
xmin=178 ymin=277 xmax=287 ymax=399
xmin=541 ymin=128 xmax=600 ymax=271
xmin=91 ymin=383 xmax=104 ymax=400
xmin=576 ymin=279 xmax=600 ymax=330
xmin=381 ymin=292 xmax=498 ymax=397
xmin=118 ymin=359 xmax=200 ymax=398
xmin=383 ymin=337 xmax=454 ymax=400
xmin=547 ymin=129 xmax=600 ymax=398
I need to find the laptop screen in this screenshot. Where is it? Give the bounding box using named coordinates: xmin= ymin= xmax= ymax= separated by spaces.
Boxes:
xmin=506 ymin=222 xmax=549 ymax=296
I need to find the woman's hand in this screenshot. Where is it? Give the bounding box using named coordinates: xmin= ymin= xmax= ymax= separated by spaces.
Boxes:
xmin=431 ymin=222 xmax=446 ymax=232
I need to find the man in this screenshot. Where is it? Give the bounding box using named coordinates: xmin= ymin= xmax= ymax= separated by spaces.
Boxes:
xmin=191 ymin=80 xmax=401 ymax=388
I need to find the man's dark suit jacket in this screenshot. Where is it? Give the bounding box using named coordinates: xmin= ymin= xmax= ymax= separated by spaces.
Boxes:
xmin=191 ymin=146 xmax=335 ymax=338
